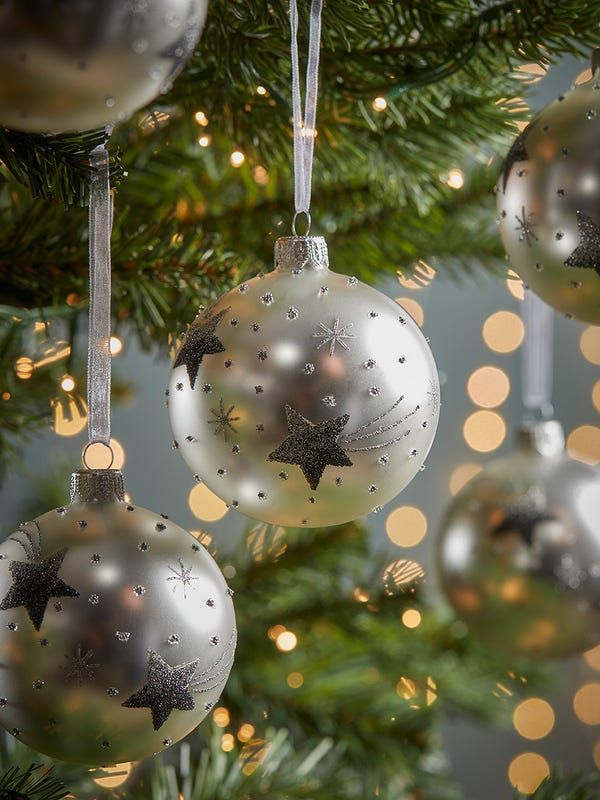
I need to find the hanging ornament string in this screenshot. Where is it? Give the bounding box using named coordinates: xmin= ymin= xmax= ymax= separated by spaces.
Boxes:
xmin=289 ymin=0 xmax=323 ymax=236
xmin=85 ymin=135 xmax=113 ymax=465
xmin=521 ymin=290 xmax=554 ymax=417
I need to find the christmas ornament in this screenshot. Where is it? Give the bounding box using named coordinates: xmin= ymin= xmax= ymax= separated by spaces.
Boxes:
xmin=497 ymin=54 xmax=600 ymax=323
xmin=169 ymin=237 xmax=440 ymax=527
xmin=0 ymin=0 xmax=208 ymax=133
xmin=168 ymin=0 xmax=440 ymax=527
xmin=437 ymin=420 xmax=600 ymax=658
xmin=0 ymin=128 xmax=236 ymax=765
xmin=438 ymin=295 xmax=600 ymax=659
xmin=0 ymin=468 xmax=236 ymax=765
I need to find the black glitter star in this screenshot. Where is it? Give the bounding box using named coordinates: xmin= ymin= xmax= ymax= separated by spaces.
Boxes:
xmin=491 ymin=505 xmax=557 ymax=547
xmin=268 ymin=405 xmax=353 ymax=490
xmin=173 ymin=308 xmax=229 ymax=390
xmin=122 ymin=650 xmax=199 ymax=730
xmin=501 ymin=123 xmax=532 ymax=192
xmin=0 ymin=548 xmax=79 ymax=631
xmin=564 ymin=211 xmax=600 ymax=275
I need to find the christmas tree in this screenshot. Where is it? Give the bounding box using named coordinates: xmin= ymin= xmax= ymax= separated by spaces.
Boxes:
xmin=1 ymin=2 xmax=600 ymax=798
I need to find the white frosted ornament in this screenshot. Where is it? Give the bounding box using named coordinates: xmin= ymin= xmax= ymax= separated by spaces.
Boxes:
xmin=497 ymin=62 xmax=600 ymax=323
xmin=0 ymin=0 xmax=207 ymax=133
xmin=0 ymin=469 xmax=236 ymax=765
xmin=168 ymin=236 xmax=440 ymax=528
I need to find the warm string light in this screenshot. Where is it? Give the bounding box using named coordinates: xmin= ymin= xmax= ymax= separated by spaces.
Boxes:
xmin=198 ymin=134 xmax=211 ymax=148
xmin=230 ymin=150 xmax=245 ymax=168
xmin=60 ymin=374 xmax=76 ymax=392
xmin=372 ymin=96 xmax=387 ymax=112
xmin=385 ymin=506 xmax=427 ymax=547
xmin=275 ymin=630 xmax=297 ymax=652
xmin=446 ymin=168 xmax=464 ymax=189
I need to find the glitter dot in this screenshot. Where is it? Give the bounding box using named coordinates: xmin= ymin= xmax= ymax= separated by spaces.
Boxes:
xmin=369 ymin=485 xmax=378 ymax=494
xmin=323 ymin=394 xmax=336 ymax=407
xmin=139 ymin=541 xmax=149 ymax=551
xmin=287 ymin=307 xmax=299 ymax=320
xmin=335 ymin=477 xmax=343 ymax=486
xmin=102 ymin=740 xmax=110 ymax=748
xmin=398 ymin=356 xmax=406 ymax=364
xmin=232 ymin=444 xmax=240 ymax=454
xmin=348 ymin=276 xmax=358 ymax=285
xmin=176 ymin=383 xmax=183 ymax=391
xmin=7 ymin=623 xmax=17 ymax=631
xmin=364 ymin=359 xmax=376 ymax=368
xmin=587 ymin=109 xmax=596 ymax=119
xmin=206 ymin=598 xmax=215 ymax=607
xmin=368 ymin=386 xmax=381 ymax=396
xmin=202 ymin=383 xmax=212 ymax=393
xmin=252 ymin=323 xmax=260 ymax=332
xmin=256 ymin=424 xmax=265 ymax=432
xmin=303 ymin=363 xmax=315 ymax=374
xmin=210 ymin=636 xmax=219 ymax=646
xmin=126 ymin=504 xmax=135 ymax=511
xmin=257 ymin=491 xmax=266 ymax=499
xmin=319 ymin=286 xmax=329 ymax=296
xmin=279 ymin=471 xmax=289 ymax=480
xmin=229 ymin=318 xmax=239 ymax=326
xmin=78 ymin=520 xmax=87 ymax=529
xmin=89 ymin=594 xmax=100 ymax=604
xmin=261 ymin=292 xmax=274 ymax=305
xmin=116 ymin=631 xmax=130 ymax=642
xmin=168 ymin=634 xmax=180 ymax=645
xmin=163 ymin=738 xmax=172 ymax=747
xmin=309 ymin=496 xmax=316 ymax=504
xmin=91 ymin=553 xmax=101 ymax=563
xmin=57 ymin=507 xmax=66 ymax=515
xmin=155 ymin=522 xmax=167 ymax=532
xmin=172 ymin=440 xmax=179 ymax=449
xmin=32 ymin=679 xmax=44 ymax=690
xmin=185 ymin=435 xmax=196 ymax=442
xmin=369 ymin=311 xmax=378 ymax=318
xmin=106 ymin=687 xmax=119 ymax=696
xmin=378 ymin=454 xmax=390 ymax=465
xmin=11 ymin=728 xmax=20 ymax=737
xmin=255 ymin=385 xmax=264 ymax=394
xmin=133 ymin=585 xmax=145 ymax=596
xmin=217 ymin=468 xmax=227 ymax=477
xmin=225 ymin=359 xmax=233 ymax=368
xmin=40 ymin=639 xmax=48 ymax=647
xmin=239 ymin=283 xmax=248 ymax=293
xmin=258 ymin=349 xmax=268 ymax=361
xmin=0 ymin=698 xmax=7 ymax=706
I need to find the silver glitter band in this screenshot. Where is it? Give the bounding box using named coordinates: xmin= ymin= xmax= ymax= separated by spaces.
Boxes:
xmin=517 ymin=420 xmax=564 ymax=457
xmin=70 ymin=470 xmax=125 ymax=503
xmin=274 ymin=236 xmax=329 ymax=272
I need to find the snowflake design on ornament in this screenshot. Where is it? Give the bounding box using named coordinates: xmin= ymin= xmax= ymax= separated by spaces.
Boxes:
xmin=62 ymin=645 xmax=99 ymax=686
xmin=167 ymin=559 xmax=200 ymax=599
xmin=514 ymin=205 xmax=539 ymax=247
xmin=313 ymin=316 xmax=355 ymax=356
xmin=208 ymin=399 xmax=240 ymax=442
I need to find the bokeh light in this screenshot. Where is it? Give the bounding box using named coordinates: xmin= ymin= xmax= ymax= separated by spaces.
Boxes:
xmin=506 ymin=270 xmax=525 ymax=300
xmin=110 ymin=336 xmax=123 ymax=355
xmin=463 ymin=410 xmax=506 ymax=452
xmin=467 ymin=366 xmax=510 ymax=408
xmin=15 ymin=356 xmax=34 ymax=379
xmin=482 ymin=311 xmax=524 ymax=353
xmin=188 ymin=483 xmax=228 ymax=521
xmin=446 ymin=168 xmax=464 ymax=189
xmin=230 ymin=150 xmax=245 ymax=168
xmin=372 ymin=96 xmax=387 ymax=111
xmin=584 ymin=645 xmax=600 ymax=671
xmin=53 ymin=397 xmax=88 ymax=436
xmin=84 ymin=437 xmax=125 ymax=469
xmin=221 ymin=733 xmax=235 ymax=752
xmin=566 ymin=425 xmax=600 ymax=466
xmin=238 ymin=723 xmax=255 ymax=741
xmin=287 ymin=672 xmax=304 ymax=688
xmin=212 ymin=707 xmax=230 ymax=727
xmin=397 ymin=260 xmax=436 ymax=290
xmin=381 ymin=559 xmax=425 ymax=594
xmin=513 ymin=698 xmax=555 ymax=740
xmin=395 ymin=297 xmax=424 ymax=327
xmin=276 ymin=631 xmax=298 ymax=652
xmin=402 ymin=608 xmax=422 ymax=629
xmin=449 ymin=463 xmax=482 ymax=495
xmin=592 ymin=381 xmax=600 ymax=414
xmin=385 ymin=506 xmax=427 ymax=547
xmin=580 ymin=327 xmax=600 ymax=365
xmin=573 ymin=683 xmax=600 ymax=725
xmin=93 ymin=762 xmax=133 ymax=788
xmin=508 ymin=753 xmax=550 ymax=794
xmin=594 ymin=740 xmax=600 ymax=769
xmin=60 ymin=374 xmax=76 ymax=392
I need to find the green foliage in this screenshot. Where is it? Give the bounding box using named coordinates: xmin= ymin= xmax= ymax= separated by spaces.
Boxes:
xmin=0 ymin=764 xmax=67 ymax=800
xmin=522 ymin=769 xmax=600 ymax=800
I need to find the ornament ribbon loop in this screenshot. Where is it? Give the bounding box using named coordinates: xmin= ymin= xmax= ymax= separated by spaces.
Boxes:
xmin=87 ymin=140 xmax=113 ymax=447
xmin=521 ymin=291 xmax=554 ymax=414
xmin=290 ymin=0 xmax=323 ymax=224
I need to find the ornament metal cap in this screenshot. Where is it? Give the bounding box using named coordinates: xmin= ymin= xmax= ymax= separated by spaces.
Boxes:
xmin=517 ymin=420 xmax=565 ymax=457
xmin=70 ymin=469 xmax=126 ymax=503
xmin=274 ymin=236 xmax=329 ymax=272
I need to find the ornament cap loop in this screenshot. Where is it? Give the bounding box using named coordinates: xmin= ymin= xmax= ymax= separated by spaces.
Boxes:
xmin=517 ymin=420 xmax=565 ymax=457
xmin=274 ymin=235 xmax=329 ymax=272
xmin=70 ymin=469 xmax=125 ymax=503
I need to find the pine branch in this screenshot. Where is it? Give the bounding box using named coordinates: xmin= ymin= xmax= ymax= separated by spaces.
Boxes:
xmin=520 ymin=769 xmax=600 ymax=800
xmin=0 ymin=129 xmax=122 ymax=207
xmin=0 ymin=764 xmax=67 ymax=800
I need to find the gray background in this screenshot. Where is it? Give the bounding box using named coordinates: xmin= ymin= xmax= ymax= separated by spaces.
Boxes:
xmin=1 ymin=56 xmax=599 ymax=797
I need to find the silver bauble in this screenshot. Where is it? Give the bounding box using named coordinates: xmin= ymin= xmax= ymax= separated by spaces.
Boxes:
xmin=168 ymin=236 xmax=440 ymax=528
xmin=0 ymin=0 xmax=207 ymax=133
xmin=497 ymin=70 xmax=600 ymax=324
xmin=0 ymin=469 xmax=236 ymax=765
xmin=437 ymin=421 xmax=600 ymax=659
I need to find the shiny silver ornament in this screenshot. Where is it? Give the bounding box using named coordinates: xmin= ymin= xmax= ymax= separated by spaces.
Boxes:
xmin=168 ymin=236 xmax=440 ymax=528
xmin=0 ymin=0 xmax=207 ymax=133
xmin=0 ymin=469 xmax=236 ymax=765
xmin=497 ymin=68 xmax=600 ymax=323
xmin=437 ymin=421 xmax=600 ymax=659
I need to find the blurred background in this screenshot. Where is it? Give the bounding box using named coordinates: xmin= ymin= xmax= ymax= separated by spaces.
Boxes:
xmin=1 ymin=54 xmax=599 ymax=800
